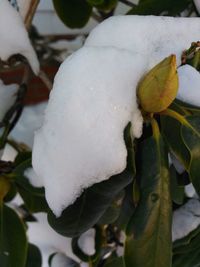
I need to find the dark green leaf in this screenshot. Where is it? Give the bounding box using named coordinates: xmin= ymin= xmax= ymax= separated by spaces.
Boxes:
xmin=25 ymin=244 xmax=42 ymax=267
xmin=161 ymin=116 xmax=190 ymax=169
xmin=87 ymin=0 xmax=118 ymax=11
xmin=181 ymin=116 xmax=200 ymax=196
xmin=53 ymin=0 xmax=92 ymax=28
xmin=170 ymin=166 xmax=185 ymax=205
xmin=104 ymin=256 xmax=126 ymax=267
xmin=127 ymin=0 xmax=191 ymax=16
xmin=125 ymin=135 xmax=172 ymax=267
xmin=0 ymin=204 xmax=28 ymax=267
xmin=48 ymin=170 xmax=133 ymax=237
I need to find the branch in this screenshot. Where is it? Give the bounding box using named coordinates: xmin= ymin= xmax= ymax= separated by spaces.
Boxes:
xmin=38 ymin=70 xmax=53 ymax=91
xmin=25 ymin=0 xmax=40 ymax=29
xmin=119 ymin=0 xmax=137 ymax=7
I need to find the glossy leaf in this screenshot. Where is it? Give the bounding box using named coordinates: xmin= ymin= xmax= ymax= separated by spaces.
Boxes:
xmin=53 ymin=0 xmax=92 ymax=28
xmin=25 ymin=244 xmax=42 ymax=267
xmin=161 ymin=116 xmax=190 ymax=169
xmin=127 ymin=0 xmax=192 ymax=16
xmin=48 ymin=170 xmax=133 ymax=237
xmin=125 ymin=134 xmax=172 ymax=267
xmin=104 ymin=257 xmax=126 ymax=267
xmin=0 ymin=204 xmax=28 ymax=267
xmin=181 ymin=116 xmax=200 ymax=195
xmin=87 ymin=0 xmax=118 ymax=11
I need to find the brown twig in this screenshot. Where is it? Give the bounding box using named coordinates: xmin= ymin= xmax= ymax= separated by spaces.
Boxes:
xmin=38 ymin=70 xmax=53 ymax=91
xmin=25 ymin=0 xmax=40 ymax=29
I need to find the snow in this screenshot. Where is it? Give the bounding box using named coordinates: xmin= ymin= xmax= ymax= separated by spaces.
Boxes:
xmin=172 ymin=199 xmax=200 ymax=241
xmin=32 ymin=46 xmax=145 ymax=216
xmin=78 ymin=229 xmax=95 ymax=256
xmin=27 ymin=213 xmax=79 ymax=267
xmin=24 ymin=167 xmax=44 ymax=188
xmin=177 ymin=64 xmax=200 ymax=107
xmin=0 ymin=0 xmax=39 ymax=74
xmin=51 ymin=253 xmax=78 ymax=267
xmin=11 ymin=102 xmax=47 ymax=148
xmin=0 ymin=80 xmax=18 ymax=122
xmin=1 ymin=144 xmax=17 ymax=162
xmin=185 ymin=183 xmax=198 ymax=198
xmin=85 ymin=16 xmax=200 ymax=67
xmin=194 ymin=0 xmax=200 ymax=14
xmin=33 ymin=15 xmax=200 ymax=217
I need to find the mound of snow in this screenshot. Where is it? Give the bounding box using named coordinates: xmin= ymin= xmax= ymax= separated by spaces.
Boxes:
xmin=0 ymin=79 xmax=18 ymax=122
xmin=86 ymin=16 xmax=200 ymax=67
xmin=0 ymin=0 xmax=39 ymax=74
xmin=177 ymin=64 xmax=200 ymax=106
xmin=33 ymin=16 xmax=200 ymax=216
xmin=33 ymin=46 xmax=145 ymax=216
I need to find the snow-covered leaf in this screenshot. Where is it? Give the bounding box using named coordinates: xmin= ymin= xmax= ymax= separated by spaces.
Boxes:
xmin=48 ymin=169 xmax=132 ymax=237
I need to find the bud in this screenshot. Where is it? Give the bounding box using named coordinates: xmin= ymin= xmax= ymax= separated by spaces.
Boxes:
xmin=137 ymin=55 xmax=178 ymax=113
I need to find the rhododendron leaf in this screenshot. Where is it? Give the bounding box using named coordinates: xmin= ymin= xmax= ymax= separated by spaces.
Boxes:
xmin=53 ymin=0 xmax=92 ymax=28
xmin=0 ymin=205 xmax=27 ymax=267
xmin=125 ymin=134 xmax=172 ymax=267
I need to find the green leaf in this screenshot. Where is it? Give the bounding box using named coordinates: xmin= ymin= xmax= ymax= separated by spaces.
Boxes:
xmin=127 ymin=0 xmax=191 ymax=16
xmin=87 ymin=0 xmax=118 ymax=11
xmin=125 ymin=134 xmax=172 ymax=267
xmin=25 ymin=244 xmax=42 ymax=267
xmin=161 ymin=116 xmax=190 ymax=169
xmin=170 ymin=166 xmax=185 ymax=205
xmin=173 ymin=226 xmax=200 ymax=267
xmin=0 ymin=204 xmax=28 ymax=267
xmin=181 ymin=116 xmax=200 ymax=195
xmin=53 ymin=0 xmax=92 ymax=28
xmin=16 ymin=175 xmax=48 ymax=213
xmin=104 ymin=256 xmax=126 ymax=267
xmin=48 ymin=170 xmax=133 ymax=237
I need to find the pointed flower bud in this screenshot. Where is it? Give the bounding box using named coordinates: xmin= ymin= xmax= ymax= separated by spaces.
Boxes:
xmin=137 ymin=55 xmax=178 ymax=113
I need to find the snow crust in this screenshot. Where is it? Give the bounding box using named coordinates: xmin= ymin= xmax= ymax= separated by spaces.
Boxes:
xmin=172 ymin=199 xmax=200 ymax=241
xmin=33 ymin=15 xmax=200 ymax=217
xmin=86 ymin=16 xmax=200 ymax=67
xmin=0 ymin=0 xmax=39 ymax=74
xmin=177 ymin=64 xmax=200 ymax=106
xmin=0 ymin=80 xmax=18 ymax=122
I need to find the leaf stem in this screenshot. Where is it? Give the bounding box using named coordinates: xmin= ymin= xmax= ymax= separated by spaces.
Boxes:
xmin=160 ymin=108 xmax=190 ymax=127
xmin=151 ymin=118 xmax=160 ymax=140
xmin=119 ymin=0 xmax=137 ymax=7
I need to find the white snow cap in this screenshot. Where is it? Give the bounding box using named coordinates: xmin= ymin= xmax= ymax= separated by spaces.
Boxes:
xmin=33 ymin=46 xmax=145 ymax=216
xmin=86 ymin=16 xmax=200 ymax=67
xmin=0 ymin=0 xmax=39 ymax=74
xmin=177 ymin=64 xmax=200 ymax=107
xmin=33 ymin=16 xmax=200 ymax=216
xmin=0 ymin=79 xmax=18 ymax=122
